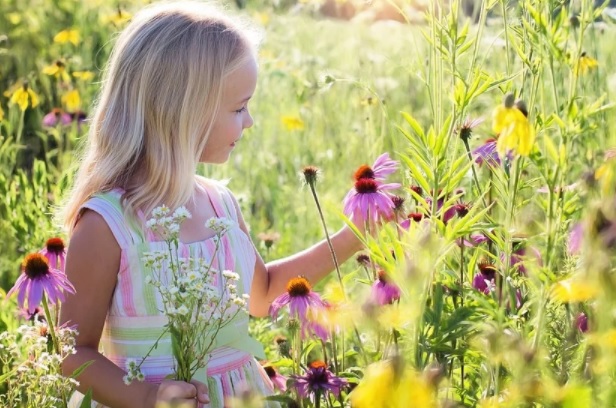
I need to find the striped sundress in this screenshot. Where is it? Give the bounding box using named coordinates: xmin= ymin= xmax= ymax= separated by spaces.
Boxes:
xmin=69 ymin=180 xmax=277 ymax=408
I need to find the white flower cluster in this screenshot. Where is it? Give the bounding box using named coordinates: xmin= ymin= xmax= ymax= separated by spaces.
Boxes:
xmin=146 ymin=205 xmax=192 ymax=241
xmin=122 ymin=358 xmax=145 ymax=385
xmin=205 ymin=217 xmax=235 ymax=234
xmin=0 ymin=322 xmax=80 ymax=408
xmin=133 ymin=211 xmax=250 ymax=382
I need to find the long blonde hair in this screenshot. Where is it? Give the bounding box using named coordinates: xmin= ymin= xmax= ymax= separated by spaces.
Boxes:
xmin=60 ymin=1 xmax=259 ymax=232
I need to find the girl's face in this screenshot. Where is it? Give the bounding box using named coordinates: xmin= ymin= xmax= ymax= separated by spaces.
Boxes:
xmin=200 ymin=55 xmax=257 ymax=164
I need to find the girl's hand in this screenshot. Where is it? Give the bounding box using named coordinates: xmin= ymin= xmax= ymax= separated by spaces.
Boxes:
xmin=147 ymin=379 xmax=209 ymax=407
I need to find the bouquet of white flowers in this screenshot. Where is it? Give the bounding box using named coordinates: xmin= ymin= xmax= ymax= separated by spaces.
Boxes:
xmin=125 ymin=206 xmax=249 ymax=383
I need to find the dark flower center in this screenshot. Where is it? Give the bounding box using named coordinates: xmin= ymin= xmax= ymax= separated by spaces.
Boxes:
xmin=408 ymin=212 xmax=423 ymax=222
xmin=22 ymin=253 xmax=50 ymax=279
xmin=410 ymin=185 xmax=422 ymax=197
xmin=455 ymin=203 xmax=470 ymax=217
xmin=354 ymin=165 xmax=375 ymax=181
xmin=287 ymin=277 xmax=311 ymax=297
xmin=263 ymin=365 xmax=277 ymax=378
xmin=302 ymin=166 xmax=319 ymax=185
xmin=45 ymin=237 xmax=65 ymax=253
xmin=478 ymin=261 xmax=497 ymax=278
xmin=391 ymin=196 xmax=405 ymax=211
xmin=354 ymin=178 xmax=378 ymax=194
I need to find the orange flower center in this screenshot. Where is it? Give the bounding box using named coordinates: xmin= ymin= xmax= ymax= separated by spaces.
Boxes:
xmin=478 ymin=261 xmax=497 ymax=275
xmin=286 ymin=277 xmax=311 ymax=297
xmin=377 ymin=270 xmax=389 ymax=283
xmin=22 ymin=253 xmax=50 ymax=279
xmin=45 ymin=237 xmax=65 ymax=253
xmin=309 ymin=360 xmax=327 ymax=370
xmin=354 ymin=178 xmax=378 ymax=194
xmin=354 ymin=165 xmax=375 ymax=181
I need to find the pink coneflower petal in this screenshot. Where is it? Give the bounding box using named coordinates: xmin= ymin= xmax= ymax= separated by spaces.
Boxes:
xmin=568 ymin=223 xmax=584 ymax=255
xmin=371 ymin=153 xmax=399 ymax=180
xmin=370 ymin=271 xmax=401 ymax=306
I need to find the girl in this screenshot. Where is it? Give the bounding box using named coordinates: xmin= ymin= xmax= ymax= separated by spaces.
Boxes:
xmin=59 ymin=2 xmax=363 ymax=407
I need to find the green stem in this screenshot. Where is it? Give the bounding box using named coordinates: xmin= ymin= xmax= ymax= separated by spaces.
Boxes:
xmin=41 ymin=295 xmax=68 ymax=406
xmin=308 ymin=182 xmax=345 ymax=294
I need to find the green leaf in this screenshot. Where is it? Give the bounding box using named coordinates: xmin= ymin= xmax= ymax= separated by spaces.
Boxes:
xmin=70 ymin=360 xmax=94 ymax=379
xmin=78 ymin=389 xmax=93 ymax=408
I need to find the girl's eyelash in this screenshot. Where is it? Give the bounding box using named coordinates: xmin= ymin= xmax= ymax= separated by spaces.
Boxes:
xmin=235 ymin=106 xmax=247 ymax=114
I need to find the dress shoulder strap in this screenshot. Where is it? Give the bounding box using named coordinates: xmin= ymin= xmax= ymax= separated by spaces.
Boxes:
xmin=78 ymin=189 xmax=144 ymax=249
xmin=198 ymin=178 xmax=239 ymax=222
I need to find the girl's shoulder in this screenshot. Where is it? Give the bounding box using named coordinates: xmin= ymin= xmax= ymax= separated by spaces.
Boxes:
xmin=76 ymin=188 xmax=143 ymax=248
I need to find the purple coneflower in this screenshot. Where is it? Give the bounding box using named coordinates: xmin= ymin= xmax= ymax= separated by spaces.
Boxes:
xmin=291 ymin=361 xmax=347 ymax=400
xmin=443 ymin=203 xmax=470 ymax=224
xmin=473 ymin=138 xmax=501 ymax=167
xmin=576 ymin=312 xmax=589 ymax=333
xmin=370 ymin=270 xmax=401 ymax=305
xmin=262 ymin=363 xmax=288 ymax=392
xmin=457 ymin=232 xmax=490 ymax=248
xmin=399 ymin=212 xmax=424 ymax=231
xmin=343 ymin=178 xmax=399 ymax=224
xmin=270 ymin=276 xmax=327 ymax=325
xmin=472 ymin=261 xmax=497 ymax=294
xmin=40 ymin=237 xmax=67 ymax=272
xmin=7 ymin=253 xmax=75 ymax=312
xmin=42 ymin=108 xmax=72 ymax=127
xmin=509 ymin=239 xmax=542 ymax=275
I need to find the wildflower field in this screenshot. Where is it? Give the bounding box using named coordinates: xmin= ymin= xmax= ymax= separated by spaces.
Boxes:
xmin=2 ymin=0 xmax=616 ymax=406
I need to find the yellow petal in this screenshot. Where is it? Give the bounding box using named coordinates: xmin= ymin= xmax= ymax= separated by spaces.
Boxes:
xmin=0 ymin=105 xmax=4 ymax=121
xmin=281 ymin=115 xmax=305 ymax=131
xmin=42 ymin=65 xmax=60 ymax=76
xmin=73 ymin=71 xmax=95 ymax=81
xmin=552 ymin=279 xmax=597 ymax=303
xmin=28 ymin=90 xmax=40 ymax=108
xmin=62 ymin=90 xmax=80 ymax=112
xmin=54 ymin=29 xmax=80 ymax=46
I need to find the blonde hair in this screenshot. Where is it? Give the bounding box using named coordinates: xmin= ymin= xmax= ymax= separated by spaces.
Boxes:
xmin=60 ymin=1 xmax=259 ymax=232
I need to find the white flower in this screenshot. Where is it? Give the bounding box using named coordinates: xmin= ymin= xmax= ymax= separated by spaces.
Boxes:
xmin=123 ymin=375 xmax=131 ymax=385
xmin=242 ymin=294 xmax=250 ymax=299
xmin=205 ymin=217 xmax=235 ymax=234
xmin=222 ymin=270 xmax=240 ymax=281
xmin=152 ymin=205 xmax=171 ymax=218
xmin=177 ymin=305 xmax=190 ymax=316
xmin=233 ymin=297 xmax=246 ymax=307
xmin=227 ymin=284 xmax=237 ymax=293
xmin=144 ymin=275 xmax=153 ymax=285
xmin=173 ymin=207 xmax=192 ymax=222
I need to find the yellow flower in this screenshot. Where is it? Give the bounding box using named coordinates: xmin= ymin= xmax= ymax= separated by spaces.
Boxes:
xmin=9 ymin=83 xmax=40 ymax=111
xmin=42 ymin=61 xmax=71 ymax=83
xmin=350 ymin=361 xmax=436 ymax=408
xmin=101 ymin=10 xmax=132 ymax=26
xmin=62 ymin=90 xmax=81 ymax=112
xmin=73 ymin=71 xmax=95 ymax=81
xmin=54 ymin=29 xmax=80 ymax=46
xmin=253 ymin=11 xmax=270 ymax=26
xmin=281 ymin=115 xmax=305 ymax=131
xmin=574 ymin=52 xmax=598 ymax=76
xmin=0 ymin=105 xmax=4 ymax=121
xmin=493 ymin=93 xmax=535 ymax=157
xmin=551 ymin=278 xmax=598 ymax=303
xmin=7 ymin=12 xmax=21 ymax=25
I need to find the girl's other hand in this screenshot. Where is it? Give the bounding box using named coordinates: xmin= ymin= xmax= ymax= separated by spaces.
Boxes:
xmin=147 ymin=379 xmax=209 ymax=408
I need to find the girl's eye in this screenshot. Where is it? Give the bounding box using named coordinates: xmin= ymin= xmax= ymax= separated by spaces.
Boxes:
xmin=235 ymin=106 xmax=247 ymax=114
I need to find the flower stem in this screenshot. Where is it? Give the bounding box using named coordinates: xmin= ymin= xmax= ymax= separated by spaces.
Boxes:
xmin=41 ymin=294 xmax=68 ymax=406
xmin=307 ymin=183 xmax=344 ymax=294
